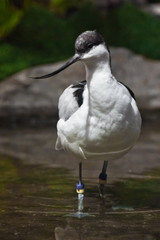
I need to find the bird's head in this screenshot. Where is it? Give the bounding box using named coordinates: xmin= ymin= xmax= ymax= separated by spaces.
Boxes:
xmin=32 ymin=30 xmax=109 ymax=79
xmin=75 ymin=30 xmax=109 ymax=61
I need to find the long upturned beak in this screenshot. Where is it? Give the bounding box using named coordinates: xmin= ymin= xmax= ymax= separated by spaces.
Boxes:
xmin=31 ymin=54 xmax=80 ymax=79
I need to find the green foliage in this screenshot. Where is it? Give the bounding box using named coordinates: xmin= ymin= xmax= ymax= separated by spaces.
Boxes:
xmin=68 ymin=3 xmax=106 ymax=36
xmin=10 ymin=4 xmax=105 ymax=54
xmin=0 ymin=43 xmax=44 ymax=80
xmin=0 ymin=0 xmax=23 ymax=39
xmin=0 ymin=41 xmax=69 ymax=81
xmin=0 ymin=4 xmax=106 ymax=80
xmin=50 ymin=0 xmax=82 ymax=15
xmin=11 ymin=6 xmax=67 ymax=54
xmin=105 ymin=3 xmax=160 ymax=59
xmin=1 ymin=3 xmax=160 ymax=80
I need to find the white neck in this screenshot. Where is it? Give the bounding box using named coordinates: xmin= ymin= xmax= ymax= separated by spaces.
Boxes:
xmin=81 ymin=44 xmax=112 ymax=84
xmin=84 ymin=58 xmax=111 ymax=83
xmin=81 ymin=45 xmax=115 ymax=115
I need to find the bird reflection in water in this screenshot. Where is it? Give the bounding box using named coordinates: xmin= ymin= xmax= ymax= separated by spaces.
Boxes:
xmin=55 ymin=225 xmax=79 ymax=240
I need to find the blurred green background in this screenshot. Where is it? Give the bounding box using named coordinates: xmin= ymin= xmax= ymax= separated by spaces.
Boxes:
xmin=1 ymin=0 xmax=160 ymax=81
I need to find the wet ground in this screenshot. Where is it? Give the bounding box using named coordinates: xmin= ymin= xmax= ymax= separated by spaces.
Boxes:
xmin=0 ymin=125 xmax=160 ymax=240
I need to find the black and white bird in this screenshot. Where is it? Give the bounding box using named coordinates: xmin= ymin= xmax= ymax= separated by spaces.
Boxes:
xmin=33 ymin=30 xmax=141 ymax=197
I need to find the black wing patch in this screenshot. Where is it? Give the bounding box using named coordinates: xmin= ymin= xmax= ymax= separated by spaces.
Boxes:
xmin=72 ymin=80 xmax=86 ymax=107
xmin=71 ymin=80 xmax=135 ymax=108
xmin=119 ymin=82 xmax=136 ymax=100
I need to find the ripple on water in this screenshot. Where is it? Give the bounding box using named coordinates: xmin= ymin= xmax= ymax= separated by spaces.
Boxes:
xmin=0 ymin=153 xmax=160 ymax=240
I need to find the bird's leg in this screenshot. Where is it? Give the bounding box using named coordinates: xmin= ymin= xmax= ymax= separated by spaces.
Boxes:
xmin=76 ymin=162 xmax=85 ymax=212
xmin=99 ymin=161 xmax=108 ymax=198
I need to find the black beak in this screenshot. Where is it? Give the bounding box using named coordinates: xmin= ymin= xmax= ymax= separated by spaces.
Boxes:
xmin=31 ymin=54 xmax=80 ymax=79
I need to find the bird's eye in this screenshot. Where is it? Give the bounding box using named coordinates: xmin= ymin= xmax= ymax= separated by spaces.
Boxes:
xmin=87 ymin=43 xmax=93 ymax=49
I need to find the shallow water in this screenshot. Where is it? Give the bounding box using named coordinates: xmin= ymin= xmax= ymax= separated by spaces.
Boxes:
xmin=0 ymin=126 xmax=160 ymax=239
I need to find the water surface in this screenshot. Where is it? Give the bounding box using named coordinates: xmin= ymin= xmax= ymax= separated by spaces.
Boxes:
xmin=0 ymin=126 xmax=160 ymax=240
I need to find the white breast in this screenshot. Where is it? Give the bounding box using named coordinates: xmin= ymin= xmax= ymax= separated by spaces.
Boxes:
xmin=56 ymin=76 xmax=141 ymax=160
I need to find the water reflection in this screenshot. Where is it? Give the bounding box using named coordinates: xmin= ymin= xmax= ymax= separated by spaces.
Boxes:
xmin=0 ymin=126 xmax=160 ymax=239
xmin=55 ymin=225 xmax=79 ymax=240
xmin=54 ymin=211 xmax=160 ymax=240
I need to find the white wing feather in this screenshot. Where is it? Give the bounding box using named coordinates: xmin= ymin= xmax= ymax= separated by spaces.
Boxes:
xmin=56 ymin=82 xmax=86 ymax=150
xmin=58 ymin=85 xmax=79 ymax=121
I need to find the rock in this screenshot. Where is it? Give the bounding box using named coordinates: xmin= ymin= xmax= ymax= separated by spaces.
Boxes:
xmin=0 ymin=61 xmax=85 ymax=127
xmin=111 ymin=48 xmax=160 ymax=110
xmin=0 ymin=47 xmax=160 ymax=127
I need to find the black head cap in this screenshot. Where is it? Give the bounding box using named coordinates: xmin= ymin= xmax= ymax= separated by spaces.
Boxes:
xmin=75 ymin=30 xmax=105 ymax=54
